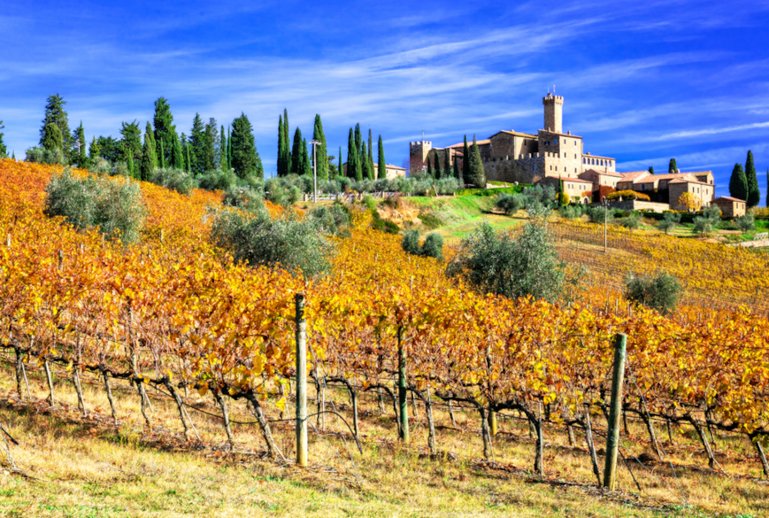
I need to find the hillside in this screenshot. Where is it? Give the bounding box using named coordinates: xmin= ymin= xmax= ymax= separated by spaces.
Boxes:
xmin=0 ymin=161 xmax=768 ymax=517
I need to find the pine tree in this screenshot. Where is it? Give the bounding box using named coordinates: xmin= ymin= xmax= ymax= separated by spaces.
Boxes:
xmin=346 ymin=128 xmax=356 ymax=179
xmin=189 ymin=113 xmax=206 ymax=175
xmin=120 ymin=121 xmax=142 ymax=169
xmin=291 ymin=127 xmax=303 ymax=175
xmin=745 ymin=150 xmax=760 ymax=207
xmin=377 ymin=135 xmax=386 ymax=180
xmin=230 ymin=113 xmax=262 ymax=179
xmin=729 ymin=163 xmax=749 ymax=201
xmin=300 ymin=138 xmax=312 ymax=176
xmin=313 ymin=114 xmax=329 ymax=180
xmin=219 ymin=125 xmax=228 ymax=171
xmin=42 ymin=123 xmax=63 ymax=157
xmin=73 ymin=123 xmax=86 ymax=167
xmin=668 ymin=158 xmax=677 ymax=173
xmin=39 ymin=94 xmax=72 ymax=154
xmin=0 ymin=121 xmax=7 ymax=158
xmin=462 ymin=135 xmax=470 ymax=185
xmin=153 ymin=97 xmax=176 ymax=169
xmin=467 ymin=136 xmax=486 ymax=188
xmin=140 ymin=122 xmax=157 ymax=181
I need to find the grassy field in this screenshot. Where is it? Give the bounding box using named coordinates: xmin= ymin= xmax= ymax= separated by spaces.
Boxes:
xmin=1 ymin=354 xmax=767 ymax=517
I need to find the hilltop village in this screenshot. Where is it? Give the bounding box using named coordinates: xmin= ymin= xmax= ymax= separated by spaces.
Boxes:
xmin=409 ymin=94 xmax=744 ymax=216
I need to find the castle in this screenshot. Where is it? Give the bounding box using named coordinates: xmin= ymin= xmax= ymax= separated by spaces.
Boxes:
xmin=409 ymin=94 xmax=719 ymax=212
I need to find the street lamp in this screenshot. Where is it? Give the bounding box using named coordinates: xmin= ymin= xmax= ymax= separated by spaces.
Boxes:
xmin=310 ymin=139 xmax=321 ymax=203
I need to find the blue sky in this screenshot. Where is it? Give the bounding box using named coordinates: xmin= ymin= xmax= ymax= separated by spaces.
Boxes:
xmin=2 ymin=0 xmax=769 ymax=195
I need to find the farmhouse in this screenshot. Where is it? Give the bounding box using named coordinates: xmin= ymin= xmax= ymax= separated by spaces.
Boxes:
xmin=410 ymin=94 xmax=718 ymax=211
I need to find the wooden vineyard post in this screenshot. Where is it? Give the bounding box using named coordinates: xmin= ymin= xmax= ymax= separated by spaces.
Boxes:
xmin=603 ymin=333 xmax=627 ymax=491
xmin=397 ymin=325 xmax=409 ymax=443
xmin=295 ymin=294 xmax=308 ymax=467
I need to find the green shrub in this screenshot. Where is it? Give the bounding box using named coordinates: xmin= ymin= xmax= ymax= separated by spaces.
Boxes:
xmin=658 ymin=212 xmax=681 ymax=234
xmin=421 ymin=233 xmax=443 ymax=259
xmin=265 ymin=177 xmax=302 ymax=207
xmin=736 ymin=213 xmax=755 ymax=232
xmin=447 ymin=222 xmax=563 ymax=302
xmin=223 ymin=186 xmax=265 ymax=213
xmin=44 ymin=170 xmax=145 ymax=244
xmin=211 ymin=211 xmax=331 ymax=278
xmin=150 ymin=168 xmax=197 ymax=195
xmin=618 ymin=211 xmax=641 ymax=229
xmin=371 ymin=209 xmax=399 ymax=234
xmin=624 ymin=271 xmax=682 ymax=315
xmin=587 ymin=206 xmax=612 ymax=223
xmin=401 ymin=229 xmax=421 ymax=255
xmin=560 ymin=205 xmax=584 ymax=219
xmin=418 ymin=209 xmax=443 ymax=229
xmin=307 ymin=203 xmax=351 ymax=236
xmin=199 ymin=169 xmax=239 ymax=191
xmin=495 ymin=193 xmax=523 ymax=215
xmin=26 ymin=146 xmax=66 ymax=165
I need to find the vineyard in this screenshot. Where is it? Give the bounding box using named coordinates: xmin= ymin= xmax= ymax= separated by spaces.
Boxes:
xmin=1 ymin=159 xmax=768 ymax=515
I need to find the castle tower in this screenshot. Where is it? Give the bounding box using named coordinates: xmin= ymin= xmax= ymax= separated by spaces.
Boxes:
xmin=409 ymin=140 xmax=432 ymax=175
xmin=543 ymin=93 xmax=564 ymax=133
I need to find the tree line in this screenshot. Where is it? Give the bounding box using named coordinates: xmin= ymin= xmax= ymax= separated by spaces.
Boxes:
xmin=728 ymin=150 xmax=764 ymax=207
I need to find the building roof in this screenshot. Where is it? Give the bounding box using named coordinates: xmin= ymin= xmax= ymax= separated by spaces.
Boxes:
xmin=490 ymin=130 xmax=538 ymax=139
xmin=538 ymin=130 xmax=583 ymax=139
xmin=581 ymin=168 xmax=623 ymax=178
xmin=714 ymin=196 xmax=746 ymax=203
xmin=447 ymin=139 xmax=491 ymax=149
xmin=561 ymin=177 xmax=593 ymax=184
xmin=385 ymin=164 xmax=405 ymax=170
xmin=582 ymin=153 xmax=615 ymax=160
xmin=618 ymin=171 xmax=650 ymax=181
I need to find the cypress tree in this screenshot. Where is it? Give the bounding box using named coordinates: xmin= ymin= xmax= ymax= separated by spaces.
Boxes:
xmin=126 ymin=150 xmax=135 ymax=177
xmin=291 ymin=127 xmax=303 ymax=175
xmin=366 ymin=129 xmax=375 ymax=180
xmin=226 ymin=127 xmax=232 ymax=171
xmin=74 ymin=123 xmax=86 ymax=167
xmin=153 ymin=97 xmax=176 ymax=169
xmin=89 ymin=137 xmax=100 ymax=162
xmin=189 ymin=113 xmax=206 ymax=174
xmin=219 ymin=125 xmax=227 ymax=171
xmin=746 ymin=150 xmax=760 ymax=207
xmin=185 ymin=139 xmax=192 ymax=173
xmin=283 ymin=109 xmax=291 ymax=176
xmin=40 ymin=94 xmax=72 ymax=153
xmin=377 ymin=135 xmax=386 ymax=180
xmin=668 ymin=158 xmax=677 ymax=173
xmin=203 ymin=118 xmax=217 ymax=173
xmin=140 ymin=122 xmax=157 ymax=181
xmin=427 ymin=153 xmax=434 ymax=178
xmin=453 ymin=157 xmax=460 ymax=180
xmin=467 ymin=136 xmax=486 ymax=188
xmin=230 ymin=113 xmax=262 ymax=179
xmin=313 ymin=114 xmax=329 ymax=180
xmin=172 ymin=133 xmax=184 ymax=170
xmin=0 ymin=121 xmax=7 ymax=158
xmin=346 ymin=128 xmax=356 ymax=178
xmin=648 ymin=166 xmax=655 ymax=174
xmin=277 ymin=114 xmax=285 ymax=176
xmin=300 ymin=138 xmax=312 ymax=176
xmin=338 ymin=146 xmax=342 ymax=179
xmin=444 ymin=151 xmax=451 ymax=177
xmin=120 ymin=121 xmax=142 ymax=168
xmin=433 ymin=152 xmax=441 ymax=179
xmin=729 ymin=163 xmax=748 ymax=201
xmin=462 ymin=135 xmax=470 ymax=185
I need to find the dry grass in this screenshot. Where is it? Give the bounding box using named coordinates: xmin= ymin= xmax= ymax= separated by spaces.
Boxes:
xmin=1 ymin=354 xmax=767 ymax=517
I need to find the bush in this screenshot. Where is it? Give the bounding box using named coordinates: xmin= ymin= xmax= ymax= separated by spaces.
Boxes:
xmin=150 ymin=168 xmax=197 ymax=195
xmin=606 ymin=190 xmax=651 ymax=201
xmin=624 ymin=271 xmax=682 ymax=315
xmin=44 ymin=170 xmax=145 ymax=244
xmin=560 ymin=205 xmax=584 ymax=219
xmin=307 ymin=203 xmax=351 ymax=236
xmin=199 ymin=169 xmax=240 ymax=191
xmin=421 ymin=233 xmax=444 ymax=259
xmin=658 ymin=212 xmax=681 ymax=234
xmin=401 ymin=229 xmax=421 ymax=255
xmin=401 ymin=230 xmax=444 ymax=260
xmin=223 ymin=186 xmax=265 ymax=213
xmin=26 ymin=146 xmax=66 ymax=165
xmin=618 ymin=211 xmax=641 ymax=229
xmin=495 ymin=193 xmax=523 ymax=215
xmin=447 ymin=222 xmax=563 ymax=302
xmin=88 ymin=157 xmax=113 ymax=175
xmin=736 ymin=213 xmax=755 ymax=232
xmin=371 ymin=209 xmax=399 ymax=234
xmin=211 ymin=210 xmax=331 ymax=278
xmin=265 ymin=177 xmax=302 ymax=207
xmin=587 ymin=206 xmax=612 ymax=223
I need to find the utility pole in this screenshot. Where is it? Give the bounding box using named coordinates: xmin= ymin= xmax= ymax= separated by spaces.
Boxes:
xmin=311 ymin=139 xmax=320 ymax=203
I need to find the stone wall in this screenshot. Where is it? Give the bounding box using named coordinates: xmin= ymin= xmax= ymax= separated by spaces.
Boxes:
xmin=484 ymin=156 xmax=544 ymax=183
xmin=610 ymin=200 xmax=671 ymax=213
